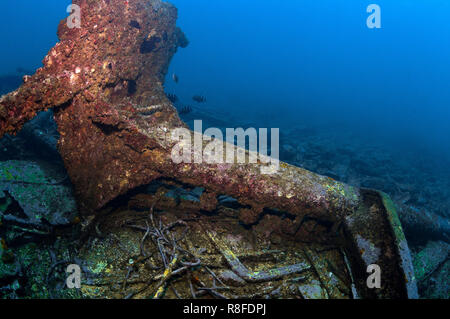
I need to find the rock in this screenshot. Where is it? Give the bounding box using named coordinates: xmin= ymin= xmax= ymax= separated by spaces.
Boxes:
xmin=0 ymin=258 xmax=20 ymax=283
xmin=0 ymin=160 xmax=77 ymax=225
xmin=413 ymin=241 xmax=450 ymax=283
xmin=398 ymin=206 xmax=450 ymax=244
xmin=419 ymin=260 xmax=449 ymax=299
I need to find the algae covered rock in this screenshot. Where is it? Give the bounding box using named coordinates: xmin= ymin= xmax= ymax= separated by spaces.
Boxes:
xmin=413 ymin=240 xmax=450 ymax=298
xmin=419 ymin=260 xmax=449 ymax=299
xmin=413 ymin=240 xmax=449 ymax=282
xmin=0 ymin=160 xmax=77 ymax=225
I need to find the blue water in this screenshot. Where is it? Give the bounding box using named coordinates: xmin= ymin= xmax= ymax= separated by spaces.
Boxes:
xmin=0 ymin=0 xmax=449 ymax=202
xmin=167 ymin=0 xmax=450 ymax=161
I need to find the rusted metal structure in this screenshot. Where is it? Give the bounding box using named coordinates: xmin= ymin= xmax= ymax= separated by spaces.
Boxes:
xmin=0 ymin=0 xmax=417 ymax=298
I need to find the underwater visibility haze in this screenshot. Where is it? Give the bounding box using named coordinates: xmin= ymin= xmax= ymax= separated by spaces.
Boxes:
xmin=0 ymin=0 xmax=448 ymax=300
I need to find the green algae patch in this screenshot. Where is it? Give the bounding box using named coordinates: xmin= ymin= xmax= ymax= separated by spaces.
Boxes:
xmin=414 ymin=250 xmax=433 ymax=282
xmin=380 ymin=191 xmax=419 ymax=298
xmin=412 ymin=241 xmax=450 ymax=283
xmin=380 ymin=191 xmax=406 ymax=243
xmin=0 ymin=236 xmax=83 ymax=299
xmin=91 ymin=261 xmax=108 ymax=275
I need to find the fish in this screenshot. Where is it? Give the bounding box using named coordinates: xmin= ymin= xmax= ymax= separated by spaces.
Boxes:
xmin=178 ymin=105 xmax=193 ymax=115
xmin=172 ymin=73 xmax=179 ymax=83
xmin=166 ymin=93 xmax=179 ymax=103
xmin=192 ymin=95 xmax=206 ymax=103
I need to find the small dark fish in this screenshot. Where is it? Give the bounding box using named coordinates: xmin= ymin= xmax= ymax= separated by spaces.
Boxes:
xmin=166 ymin=93 xmax=179 ymax=103
xmin=192 ymin=95 xmax=206 ymax=103
xmin=172 ymin=73 xmax=179 ymax=84
xmin=178 ymin=105 xmax=193 ymax=115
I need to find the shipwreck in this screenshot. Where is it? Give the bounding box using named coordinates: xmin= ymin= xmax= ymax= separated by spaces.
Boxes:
xmin=0 ymin=0 xmax=418 ymax=299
